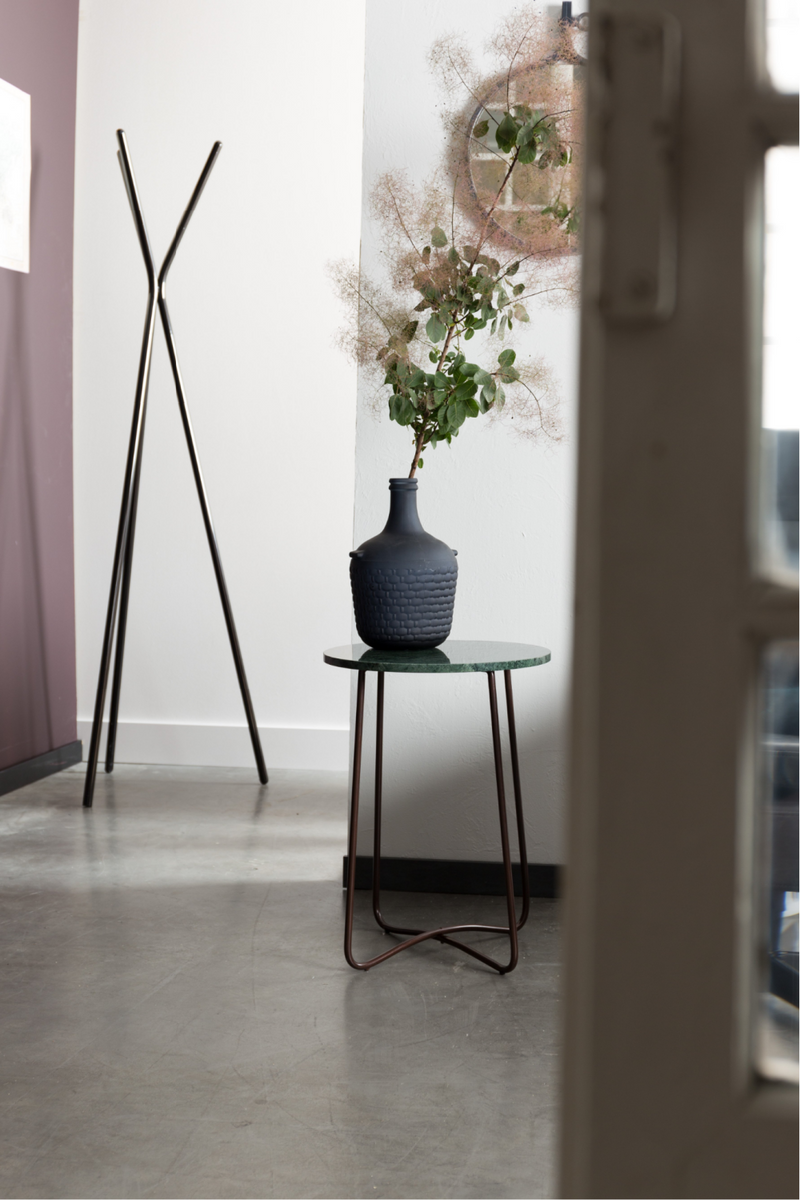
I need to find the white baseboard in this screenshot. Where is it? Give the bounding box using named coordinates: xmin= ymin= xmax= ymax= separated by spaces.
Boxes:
xmin=76 ymin=720 xmax=349 ymax=771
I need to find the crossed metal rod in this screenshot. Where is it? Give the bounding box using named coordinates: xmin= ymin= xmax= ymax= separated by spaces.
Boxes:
xmin=83 ymin=129 xmax=268 ymax=808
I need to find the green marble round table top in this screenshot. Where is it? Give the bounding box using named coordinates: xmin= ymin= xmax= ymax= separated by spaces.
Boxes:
xmin=323 ymin=640 xmax=551 ymax=674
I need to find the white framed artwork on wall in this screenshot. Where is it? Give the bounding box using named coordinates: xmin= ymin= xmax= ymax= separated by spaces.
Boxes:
xmin=0 ymin=75 xmax=30 ymax=273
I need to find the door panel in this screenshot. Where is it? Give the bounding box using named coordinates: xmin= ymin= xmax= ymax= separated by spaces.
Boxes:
xmin=560 ymin=2 xmax=799 ymax=1195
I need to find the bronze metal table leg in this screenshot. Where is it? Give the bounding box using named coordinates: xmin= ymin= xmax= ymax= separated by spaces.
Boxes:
xmin=344 ymin=668 xmax=531 ymax=973
xmin=504 ymin=669 xmax=530 ymax=929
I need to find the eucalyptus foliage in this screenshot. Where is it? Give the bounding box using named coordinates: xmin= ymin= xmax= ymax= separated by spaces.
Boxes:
xmin=380 ymin=233 xmax=529 ymax=474
xmin=332 ymin=8 xmax=584 ymax=477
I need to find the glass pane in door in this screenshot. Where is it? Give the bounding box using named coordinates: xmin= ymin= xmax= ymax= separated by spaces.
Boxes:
xmin=755 ymin=642 xmax=799 ymax=1084
xmin=760 ymin=145 xmax=799 ymax=582
xmin=766 ymin=0 xmax=800 ymax=93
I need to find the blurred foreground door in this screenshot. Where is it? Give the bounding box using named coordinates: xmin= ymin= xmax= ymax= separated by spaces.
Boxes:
xmin=560 ymin=1 xmax=798 ymax=1196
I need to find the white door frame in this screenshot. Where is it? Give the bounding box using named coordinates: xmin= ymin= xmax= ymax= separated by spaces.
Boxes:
xmin=560 ymin=1 xmax=798 ymax=1195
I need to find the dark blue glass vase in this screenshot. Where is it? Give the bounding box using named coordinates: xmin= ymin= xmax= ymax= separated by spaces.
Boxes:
xmin=349 ymin=478 xmax=458 ymax=650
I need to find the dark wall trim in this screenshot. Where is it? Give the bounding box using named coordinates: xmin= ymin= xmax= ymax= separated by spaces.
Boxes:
xmin=343 ymin=855 xmax=559 ymax=897
xmin=0 ymin=740 xmax=81 ymax=798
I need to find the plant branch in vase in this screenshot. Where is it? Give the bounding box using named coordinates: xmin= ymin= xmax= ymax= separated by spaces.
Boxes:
xmin=332 ymin=6 xmax=584 ymax=649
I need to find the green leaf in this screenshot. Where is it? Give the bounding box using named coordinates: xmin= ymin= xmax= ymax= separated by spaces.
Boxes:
xmin=462 ymin=245 xmax=477 ymax=261
xmin=472 ymin=118 xmax=489 ymax=139
xmin=429 ymin=350 xmax=439 ymax=363
xmin=400 ymin=320 xmax=418 ymax=342
xmin=477 ymin=253 xmax=501 ymax=274
xmin=447 ymin=246 xmax=459 ymax=265
xmin=464 ymin=328 xmax=475 ymax=340
xmin=396 ymin=397 xmax=415 ymax=425
xmin=495 ymin=113 xmax=519 ymax=154
xmin=513 ymin=283 xmax=525 ymax=296
xmin=409 ymin=368 xmax=426 ymax=389
xmin=390 ymin=394 xmax=416 ymax=425
xmin=464 ymin=396 xmax=480 ymax=418
xmin=506 ymin=261 xmax=520 ymax=276
xmin=430 ymin=226 xmax=448 ymax=248
xmin=417 ymin=457 xmax=424 ymax=469
xmin=433 ymin=371 xmax=449 ymax=390
xmin=473 ymin=368 xmax=493 ymax=387
xmin=498 ymin=348 xmax=516 ymax=368
xmin=517 ymin=119 xmax=539 ymax=146
xmin=446 ymin=399 xmax=467 ymax=430
xmin=426 ymin=314 xmax=447 ymax=343
xmin=452 ymin=380 xmax=477 ymax=401
xmin=498 ymin=365 xmax=520 ymax=384
xmin=479 ymin=377 xmax=496 ymax=412
xmin=517 ymin=143 xmax=538 ymax=165
xmin=459 ymin=362 xmax=479 ymax=377
xmin=494 ymin=384 xmax=506 ymax=412
xmin=513 ymin=304 xmax=529 ymax=322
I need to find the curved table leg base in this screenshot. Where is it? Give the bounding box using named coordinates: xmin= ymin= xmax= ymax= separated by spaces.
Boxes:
xmin=374 ymin=911 xmax=529 ymax=937
xmin=346 ymin=920 xmax=518 ymax=973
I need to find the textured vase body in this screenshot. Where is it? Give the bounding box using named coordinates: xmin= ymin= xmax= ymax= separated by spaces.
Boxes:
xmin=349 ymin=478 xmax=458 ymax=650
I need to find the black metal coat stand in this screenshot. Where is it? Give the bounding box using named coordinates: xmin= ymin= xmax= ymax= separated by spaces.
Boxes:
xmin=83 ymin=130 xmax=268 ymax=808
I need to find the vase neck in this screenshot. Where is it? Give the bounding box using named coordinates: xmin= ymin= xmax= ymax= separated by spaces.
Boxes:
xmin=383 ymin=478 xmax=424 ymax=535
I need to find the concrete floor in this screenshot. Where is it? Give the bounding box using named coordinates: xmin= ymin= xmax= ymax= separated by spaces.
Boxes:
xmin=0 ymin=765 xmax=560 ymax=1200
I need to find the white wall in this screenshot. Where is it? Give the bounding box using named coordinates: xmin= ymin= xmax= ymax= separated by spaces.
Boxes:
xmin=73 ymin=0 xmax=366 ymax=769
xmin=73 ymin=0 xmax=578 ymax=864
xmin=353 ymin=1 xmax=579 ymax=864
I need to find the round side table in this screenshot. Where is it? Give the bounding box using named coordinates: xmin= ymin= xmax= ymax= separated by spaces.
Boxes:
xmin=324 ymin=640 xmax=551 ymax=974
